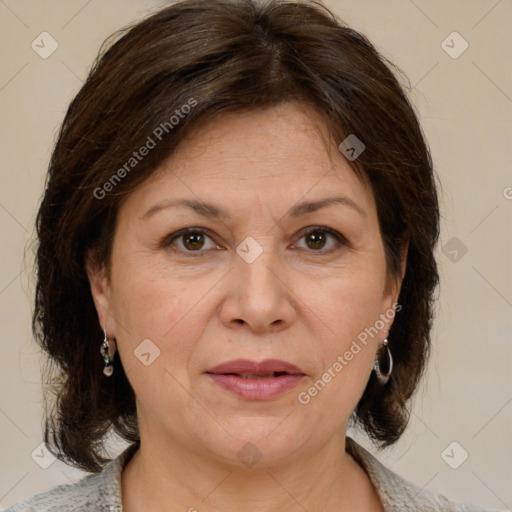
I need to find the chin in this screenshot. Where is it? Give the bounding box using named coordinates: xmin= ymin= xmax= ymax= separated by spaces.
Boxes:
xmin=198 ymin=416 xmax=308 ymax=469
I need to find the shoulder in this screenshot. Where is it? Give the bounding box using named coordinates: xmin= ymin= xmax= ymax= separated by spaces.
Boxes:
xmin=3 ymin=473 xmax=109 ymax=512
xmin=4 ymin=443 xmax=138 ymax=512
xmin=346 ymin=437 xmax=504 ymax=512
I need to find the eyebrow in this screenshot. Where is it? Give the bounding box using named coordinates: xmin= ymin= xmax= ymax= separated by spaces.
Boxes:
xmin=140 ymin=195 xmax=366 ymax=221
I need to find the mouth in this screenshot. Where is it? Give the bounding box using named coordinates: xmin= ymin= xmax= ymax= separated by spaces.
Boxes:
xmin=206 ymin=358 xmax=305 ymax=376
xmin=226 ymin=371 xmax=291 ymax=379
xmin=205 ymin=359 xmax=306 ymax=400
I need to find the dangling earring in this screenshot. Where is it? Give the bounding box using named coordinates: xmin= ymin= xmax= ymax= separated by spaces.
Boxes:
xmin=374 ymin=338 xmax=393 ymax=385
xmin=100 ymin=327 xmax=117 ymax=377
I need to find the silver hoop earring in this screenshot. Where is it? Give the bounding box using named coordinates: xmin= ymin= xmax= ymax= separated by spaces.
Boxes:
xmin=373 ymin=338 xmax=393 ymax=385
xmin=100 ymin=327 xmax=117 ymax=377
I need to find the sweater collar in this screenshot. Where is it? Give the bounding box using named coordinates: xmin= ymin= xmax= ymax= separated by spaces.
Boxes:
xmin=345 ymin=436 xmax=446 ymax=510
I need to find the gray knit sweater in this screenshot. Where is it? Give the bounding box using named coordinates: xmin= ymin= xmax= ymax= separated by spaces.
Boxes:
xmin=5 ymin=437 xmax=503 ymax=511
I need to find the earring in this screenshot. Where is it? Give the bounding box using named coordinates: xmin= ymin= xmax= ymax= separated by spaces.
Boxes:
xmin=373 ymin=338 xmax=393 ymax=385
xmin=100 ymin=327 xmax=117 ymax=377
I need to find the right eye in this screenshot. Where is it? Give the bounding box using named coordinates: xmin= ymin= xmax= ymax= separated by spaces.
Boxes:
xmin=162 ymin=228 xmax=220 ymax=255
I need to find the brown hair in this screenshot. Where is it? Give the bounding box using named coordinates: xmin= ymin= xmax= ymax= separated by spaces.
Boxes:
xmin=34 ymin=0 xmax=440 ymax=472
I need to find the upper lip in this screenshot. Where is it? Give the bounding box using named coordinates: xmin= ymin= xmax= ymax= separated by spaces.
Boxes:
xmin=206 ymin=358 xmax=305 ymax=375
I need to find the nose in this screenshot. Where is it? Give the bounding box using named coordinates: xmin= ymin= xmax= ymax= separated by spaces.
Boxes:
xmin=219 ymin=244 xmax=296 ymax=334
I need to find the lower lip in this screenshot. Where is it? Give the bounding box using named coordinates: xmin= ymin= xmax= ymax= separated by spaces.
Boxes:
xmin=206 ymin=373 xmax=305 ymax=400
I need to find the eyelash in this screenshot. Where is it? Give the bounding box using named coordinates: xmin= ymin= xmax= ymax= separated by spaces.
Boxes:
xmin=161 ymin=226 xmax=348 ymax=257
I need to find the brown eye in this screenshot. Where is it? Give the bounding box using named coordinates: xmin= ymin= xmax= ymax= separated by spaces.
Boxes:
xmin=305 ymin=230 xmax=328 ymax=250
xmin=295 ymin=227 xmax=346 ymax=253
xmin=182 ymin=231 xmax=205 ymax=250
xmin=165 ymin=228 xmax=217 ymax=254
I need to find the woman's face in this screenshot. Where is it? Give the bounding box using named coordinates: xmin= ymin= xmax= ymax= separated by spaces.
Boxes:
xmin=88 ymin=101 xmax=405 ymax=468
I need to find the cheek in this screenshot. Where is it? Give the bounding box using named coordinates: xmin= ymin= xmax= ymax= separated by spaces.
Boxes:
xmin=320 ymin=269 xmax=386 ymax=346
xmin=108 ymin=260 xmax=202 ymax=378
xmin=109 ymin=272 xmax=204 ymax=422
xmin=109 ymin=245 xmax=196 ymax=335
xmin=304 ymin=270 xmax=385 ymax=406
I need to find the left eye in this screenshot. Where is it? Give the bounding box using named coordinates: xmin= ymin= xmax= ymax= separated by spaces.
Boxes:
xmin=164 ymin=227 xmax=346 ymax=254
xmin=293 ymin=227 xmax=346 ymax=252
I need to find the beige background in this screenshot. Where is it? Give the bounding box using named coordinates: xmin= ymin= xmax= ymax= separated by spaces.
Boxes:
xmin=0 ymin=0 xmax=510 ymax=509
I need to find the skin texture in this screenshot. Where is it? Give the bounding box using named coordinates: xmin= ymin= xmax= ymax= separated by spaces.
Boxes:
xmin=87 ymin=101 xmax=407 ymax=511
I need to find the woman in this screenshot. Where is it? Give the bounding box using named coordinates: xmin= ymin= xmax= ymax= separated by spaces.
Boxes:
xmin=5 ymin=0 xmax=503 ymax=510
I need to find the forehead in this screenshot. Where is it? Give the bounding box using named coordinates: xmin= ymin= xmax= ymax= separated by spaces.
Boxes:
xmin=124 ymin=101 xmax=375 ymax=220
xmin=172 ymin=101 xmax=334 ymax=166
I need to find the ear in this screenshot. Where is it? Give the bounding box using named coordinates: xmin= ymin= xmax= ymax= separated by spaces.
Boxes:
xmin=85 ymin=248 xmax=115 ymax=337
xmin=397 ymin=230 xmax=409 ymax=287
xmin=381 ymin=231 xmax=409 ymax=325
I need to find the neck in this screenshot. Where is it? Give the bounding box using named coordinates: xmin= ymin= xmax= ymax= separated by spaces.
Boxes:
xmin=121 ymin=429 xmax=383 ymax=512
